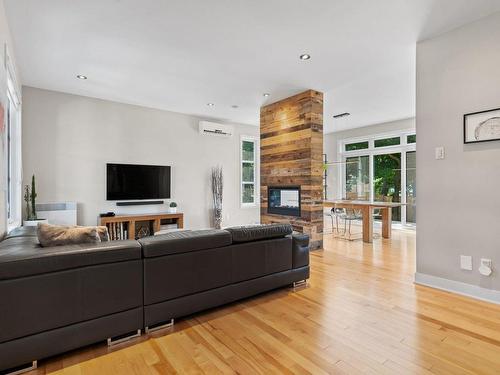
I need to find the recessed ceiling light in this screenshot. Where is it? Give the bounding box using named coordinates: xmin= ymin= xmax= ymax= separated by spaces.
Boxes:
xmin=299 ymin=54 xmax=311 ymax=60
xmin=76 ymin=74 xmax=87 ymax=80
xmin=207 ymin=103 xmax=215 ymax=107
xmin=263 ymin=93 xmax=270 ymax=97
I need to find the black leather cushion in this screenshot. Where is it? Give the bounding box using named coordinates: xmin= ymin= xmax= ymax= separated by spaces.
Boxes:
xmin=140 ymin=229 xmax=232 ymax=258
xmin=144 ymin=246 xmax=233 ymax=304
xmin=143 ymin=236 xmax=293 ymax=305
xmin=0 ymin=307 xmax=143 ymax=372
xmin=292 ymin=233 xmax=310 ymax=268
xmin=0 ymin=260 xmax=142 ymax=344
xmin=144 ymin=266 xmax=309 ymax=327
xmin=226 ymin=224 xmax=293 ymax=243
xmin=231 ymin=237 xmax=292 ymax=283
xmin=0 ymin=236 xmax=141 ymax=280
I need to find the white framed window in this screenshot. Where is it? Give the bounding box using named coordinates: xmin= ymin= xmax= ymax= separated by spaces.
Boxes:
xmin=240 ymin=136 xmax=257 ymax=207
xmin=4 ymin=45 xmax=22 ymax=231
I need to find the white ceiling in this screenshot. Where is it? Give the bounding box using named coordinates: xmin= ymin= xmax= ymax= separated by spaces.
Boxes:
xmin=5 ymin=0 xmax=500 ymax=133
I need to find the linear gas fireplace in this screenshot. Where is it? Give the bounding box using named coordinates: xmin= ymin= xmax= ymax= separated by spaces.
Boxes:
xmin=268 ymin=186 xmax=301 ymax=217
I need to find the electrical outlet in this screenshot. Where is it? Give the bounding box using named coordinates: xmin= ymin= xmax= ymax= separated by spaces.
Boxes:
xmin=460 ymin=255 xmax=473 ymax=271
xmin=481 ymin=258 xmax=492 ymax=268
xmin=479 ymin=258 xmax=493 ymax=276
xmin=435 ymin=146 xmax=445 ymax=160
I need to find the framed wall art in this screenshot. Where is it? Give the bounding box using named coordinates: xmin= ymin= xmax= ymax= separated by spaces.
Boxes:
xmin=464 ymin=107 xmax=500 ymax=144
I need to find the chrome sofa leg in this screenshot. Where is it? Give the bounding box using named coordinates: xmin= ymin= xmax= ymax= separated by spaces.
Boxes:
xmin=293 ymin=279 xmax=308 ymax=289
xmin=5 ymin=361 xmax=37 ymax=375
xmin=145 ymin=318 xmax=174 ymax=334
xmin=107 ymin=329 xmax=141 ymax=347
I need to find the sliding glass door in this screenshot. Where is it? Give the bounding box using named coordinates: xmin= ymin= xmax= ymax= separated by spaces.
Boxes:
xmin=374 ymin=152 xmax=402 ymax=221
xmin=341 ymin=132 xmax=416 ymax=226
xmin=406 ymin=151 xmax=416 ymax=223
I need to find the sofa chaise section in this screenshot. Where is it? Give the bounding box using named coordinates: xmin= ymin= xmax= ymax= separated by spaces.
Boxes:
xmin=0 ymin=235 xmax=144 ymax=373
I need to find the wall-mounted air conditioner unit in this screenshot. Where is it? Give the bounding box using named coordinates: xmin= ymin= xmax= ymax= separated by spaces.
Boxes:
xmin=199 ymin=121 xmax=233 ymax=138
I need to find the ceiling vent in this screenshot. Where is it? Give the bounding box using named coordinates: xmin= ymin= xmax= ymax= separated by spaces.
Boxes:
xmin=199 ymin=121 xmax=233 ymax=138
xmin=333 ymin=112 xmax=351 ymax=119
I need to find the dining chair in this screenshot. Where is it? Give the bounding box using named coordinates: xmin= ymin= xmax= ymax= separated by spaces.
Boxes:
xmin=342 ymin=204 xmax=363 ymax=240
xmin=324 ymin=208 xmax=334 ymax=233
xmin=331 ymin=204 xmax=347 ymax=234
xmin=324 ymin=206 xmax=343 ymax=234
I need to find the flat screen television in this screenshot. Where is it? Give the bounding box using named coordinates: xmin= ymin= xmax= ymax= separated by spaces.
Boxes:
xmin=106 ymin=163 xmax=171 ymax=200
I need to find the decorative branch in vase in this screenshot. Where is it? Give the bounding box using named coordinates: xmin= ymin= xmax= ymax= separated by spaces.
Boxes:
xmin=211 ymin=166 xmax=223 ymax=229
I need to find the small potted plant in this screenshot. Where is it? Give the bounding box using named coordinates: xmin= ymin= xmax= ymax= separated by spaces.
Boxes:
xmin=169 ymin=201 xmax=178 ymax=214
xmin=23 ymin=174 xmax=48 ymax=226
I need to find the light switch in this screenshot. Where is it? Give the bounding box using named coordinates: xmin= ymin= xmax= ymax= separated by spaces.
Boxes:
xmin=460 ymin=255 xmax=472 ymax=271
xmin=435 ymin=146 xmax=445 ymax=160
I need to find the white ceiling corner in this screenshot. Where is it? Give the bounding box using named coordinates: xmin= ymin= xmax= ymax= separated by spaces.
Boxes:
xmin=5 ymin=0 xmax=500 ymax=133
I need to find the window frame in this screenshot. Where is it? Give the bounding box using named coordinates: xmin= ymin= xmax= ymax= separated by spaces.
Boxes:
xmin=345 ymin=140 xmax=369 ymax=152
xmin=4 ymin=45 xmax=22 ymax=231
xmin=374 ymin=136 xmax=401 ymax=148
xmin=240 ymin=135 xmax=258 ymax=208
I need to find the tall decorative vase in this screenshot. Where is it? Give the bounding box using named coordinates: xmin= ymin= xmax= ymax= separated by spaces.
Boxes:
xmin=214 ymin=207 xmax=222 ymax=229
xmin=211 ymin=166 xmax=223 ymax=229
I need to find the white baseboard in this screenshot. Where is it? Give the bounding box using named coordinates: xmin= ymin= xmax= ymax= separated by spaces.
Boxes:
xmin=414 ymin=272 xmax=500 ymax=305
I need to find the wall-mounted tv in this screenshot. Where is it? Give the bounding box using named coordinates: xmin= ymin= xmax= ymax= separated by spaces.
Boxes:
xmin=106 ymin=163 xmax=171 ymax=201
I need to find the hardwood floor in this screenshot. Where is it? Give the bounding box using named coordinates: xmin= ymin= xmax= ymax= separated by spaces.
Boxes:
xmin=30 ymin=229 xmax=500 ymax=374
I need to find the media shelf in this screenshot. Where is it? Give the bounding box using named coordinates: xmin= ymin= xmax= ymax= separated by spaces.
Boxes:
xmin=99 ymin=213 xmax=184 ymax=240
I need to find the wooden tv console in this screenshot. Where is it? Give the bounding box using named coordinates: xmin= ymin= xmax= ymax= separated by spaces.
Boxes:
xmin=99 ymin=213 xmax=184 ymax=240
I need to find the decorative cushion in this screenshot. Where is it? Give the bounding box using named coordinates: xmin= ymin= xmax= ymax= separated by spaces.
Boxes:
xmin=225 ymin=224 xmax=293 ymax=243
xmin=37 ymin=223 xmax=107 ymax=247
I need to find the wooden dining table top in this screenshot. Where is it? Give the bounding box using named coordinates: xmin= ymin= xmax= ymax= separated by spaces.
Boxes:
xmin=324 ymin=200 xmax=406 ymax=208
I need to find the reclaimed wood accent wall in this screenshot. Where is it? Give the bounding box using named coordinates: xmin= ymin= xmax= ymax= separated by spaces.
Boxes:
xmin=260 ymin=90 xmax=324 ymax=249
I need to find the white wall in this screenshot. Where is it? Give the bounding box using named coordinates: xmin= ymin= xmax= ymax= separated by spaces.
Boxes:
xmin=0 ymin=0 xmax=21 ymax=236
xmin=323 ymin=118 xmax=415 ymax=199
xmin=22 ymin=87 xmax=259 ymax=229
xmin=416 ymin=12 xmax=500 ymax=297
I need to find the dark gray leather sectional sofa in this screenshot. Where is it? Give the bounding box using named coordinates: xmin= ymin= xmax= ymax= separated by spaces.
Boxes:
xmin=0 ymin=224 xmax=309 ymax=373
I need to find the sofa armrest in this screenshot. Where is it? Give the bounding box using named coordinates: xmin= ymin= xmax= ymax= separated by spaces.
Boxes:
xmin=291 ymin=233 xmax=310 ymax=269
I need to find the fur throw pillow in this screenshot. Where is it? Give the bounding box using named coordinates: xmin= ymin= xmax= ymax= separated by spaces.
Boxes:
xmin=37 ymin=223 xmax=110 ymax=247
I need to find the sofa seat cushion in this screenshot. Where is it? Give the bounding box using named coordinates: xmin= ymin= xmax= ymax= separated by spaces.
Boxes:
xmin=140 ymin=229 xmax=232 ymax=258
xmin=0 ymin=236 xmax=141 ymax=280
xmin=226 ymin=224 xmax=293 ymax=243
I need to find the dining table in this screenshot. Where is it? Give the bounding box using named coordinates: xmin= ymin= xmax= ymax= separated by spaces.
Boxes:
xmin=323 ymin=200 xmax=406 ymax=243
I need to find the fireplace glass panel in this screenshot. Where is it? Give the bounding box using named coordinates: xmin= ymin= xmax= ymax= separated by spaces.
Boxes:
xmin=268 ymin=186 xmax=301 ymax=217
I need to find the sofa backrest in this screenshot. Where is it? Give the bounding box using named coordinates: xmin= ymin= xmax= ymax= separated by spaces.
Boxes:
xmin=142 ymin=235 xmax=293 ymax=305
xmin=225 ymin=223 xmax=293 ymax=243
xmin=139 ymin=229 xmax=231 ymax=258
